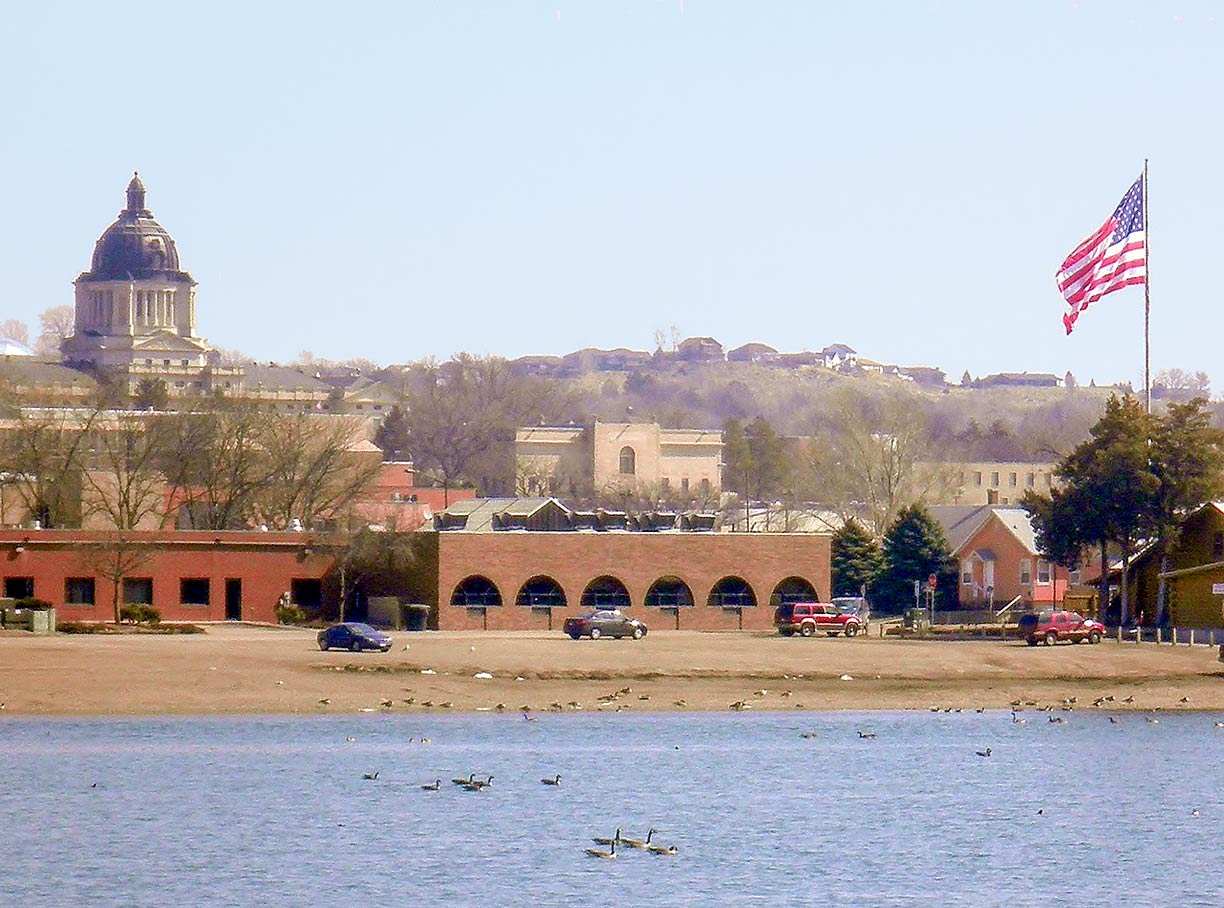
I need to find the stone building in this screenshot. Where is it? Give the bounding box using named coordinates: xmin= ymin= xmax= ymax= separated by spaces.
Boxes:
xmin=515 ymin=421 xmax=722 ymax=505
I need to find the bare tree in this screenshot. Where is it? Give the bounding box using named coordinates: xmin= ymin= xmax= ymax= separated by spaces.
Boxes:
xmin=79 ymin=412 xmax=174 ymax=530
xmin=1 ymin=319 xmax=30 ymax=346
xmin=799 ymin=387 xmax=955 ymax=537
xmin=33 ymin=306 xmax=74 ymax=358
xmin=0 ymin=407 xmax=99 ymax=527
xmin=77 ymin=536 xmax=154 ymax=624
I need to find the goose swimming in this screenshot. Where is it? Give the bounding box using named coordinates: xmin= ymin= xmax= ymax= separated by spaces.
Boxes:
xmin=541 ymin=774 xmax=562 ymax=786
xmin=420 ymin=779 xmax=441 ymax=791
xmin=585 ymin=840 xmax=617 ymax=859
xmin=620 ymin=828 xmax=658 ymax=849
xmin=592 ymin=828 xmax=622 ymax=846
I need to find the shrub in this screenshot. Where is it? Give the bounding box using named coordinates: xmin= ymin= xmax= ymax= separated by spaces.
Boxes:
xmin=275 ymin=603 xmax=307 ymax=625
xmin=13 ymin=597 xmax=53 ymax=611
xmin=119 ymin=604 xmax=162 ymax=625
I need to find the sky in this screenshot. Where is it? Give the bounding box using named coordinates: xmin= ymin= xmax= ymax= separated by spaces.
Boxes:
xmin=1 ymin=1 xmax=1221 ymax=387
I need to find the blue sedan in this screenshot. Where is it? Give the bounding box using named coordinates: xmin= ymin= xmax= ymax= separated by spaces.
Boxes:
xmin=317 ymin=623 xmax=393 ymax=653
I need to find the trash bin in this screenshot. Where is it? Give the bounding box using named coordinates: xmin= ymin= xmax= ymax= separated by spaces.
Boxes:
xmin=903 ymin=607 xmax=930 ymax=632
xmin=29 ymin=608 xmax=56 ymax=634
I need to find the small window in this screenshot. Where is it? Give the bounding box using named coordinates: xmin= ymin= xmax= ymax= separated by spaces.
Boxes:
xmin=163 ymin=359 xmax=170 ymax=367
xmin=1036 ymin=559 xmax=1051 ymax=584
xmin=681 ymin=477 xmax=689 ymax=495
xmin=1213 ymin=533 xmax=1224 ymax=561
xmin=181 ymin=578 xmax=210 ymax=606
xmin=961 ymin=560 xmax=973 ymax=585
xmin=181 ymin=360 xmax=189 ymax=367
xmin=700 ymin=478 xmax=710 ymax=497
xmin=974 ymin=472 xmax=982 ymax=487
xmin=991 ymin=472 xmax=1000 ymax=487
xmin=4 ymin=577 xmax=33 ymax=599
xmin=65 ymin=577 xmax=95 ymax=605
xmin=1027 ymin=473 xmax=1035 ymax=488
xmin=1009 ymin=473 xmax=1017 ymax=488
xmin=619 ymin=446 xmax=636 ymax=476
xmin=661 ymin=477 xmax=670 ymax=492
xmin=123 ymin=578 xmax=153 ymax=605
xmin=1044 ymin=474 xmax=1053 ymax=487
xmin=1019 ymin=559 xmax=1032 ymax=585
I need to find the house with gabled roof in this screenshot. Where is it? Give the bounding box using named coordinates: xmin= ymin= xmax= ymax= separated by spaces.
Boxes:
xmin=930 ymin=505 xmax=1070 ymax=610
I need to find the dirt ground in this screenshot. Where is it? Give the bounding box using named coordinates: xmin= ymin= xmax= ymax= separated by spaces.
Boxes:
xmin=2 ymin=624 xmax=1223 ymax=717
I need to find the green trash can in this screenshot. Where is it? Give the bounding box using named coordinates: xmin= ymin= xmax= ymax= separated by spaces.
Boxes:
xmin=903 ymin=607 xmax=930 ymax=632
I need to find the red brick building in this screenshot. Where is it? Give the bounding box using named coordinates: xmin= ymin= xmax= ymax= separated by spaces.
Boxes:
xmin=0 ymin=529 xmax=338 ymax=624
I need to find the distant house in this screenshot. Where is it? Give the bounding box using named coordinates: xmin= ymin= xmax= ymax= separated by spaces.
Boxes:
xmin=974 ymin=372 xmax=1062 ymax=389
xmin=1123 ymin=502 xmax=1224 ymax=629
xmin=931 ymin=505 xmax=1070 ymax=610
xmin=856 ymin=357 xmax=885 ymax=374
xmin=775 ymin=351 xmax=820 ymax=369
xmin=596 ymin=348 xmax=653 ymax=371
xmin=509 ymin=355 xmax=564 ymax=377
xmin=896 ymin=366 xmax=947 ymax=387
xmin=821 ymin=343 xmax=858 ymax=370
xmin=676 ymin=337 xmax=725 ymax=363
xmin=727 ymin=343 xmax=779 ymax=364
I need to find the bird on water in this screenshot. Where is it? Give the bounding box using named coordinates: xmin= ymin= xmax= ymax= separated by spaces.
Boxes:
xmin=975 ymin=748 xmax=992 ymax=758
xmin=620 ymin=828 xmax=658 ymax=849
xmin=362 ymin=771 xmax=379 ymax=780
xmin=592 ymin=828 xmax=622 ymax=846
xmin=585 ymin=840 xmax=617 ymax=859
xmin=541 ymin=774 xmax=562 ymax=786
xmin=420 ymin=779 xmax=441 ymax=791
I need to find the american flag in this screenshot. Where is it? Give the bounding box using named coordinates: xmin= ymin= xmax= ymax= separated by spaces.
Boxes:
xmin=1056 ymin=176 xmax=1146 ymax=335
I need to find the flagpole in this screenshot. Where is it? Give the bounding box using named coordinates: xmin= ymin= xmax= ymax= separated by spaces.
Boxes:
xmin=1143 ymin=158 xmax=1151 ymax=413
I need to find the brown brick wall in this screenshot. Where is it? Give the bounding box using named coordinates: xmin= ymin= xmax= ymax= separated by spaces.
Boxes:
xmin=436 ymin=532 xmax=830 ymax=631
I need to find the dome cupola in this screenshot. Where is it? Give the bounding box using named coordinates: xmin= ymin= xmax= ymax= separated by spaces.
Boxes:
xmin=83 ymin=173 xmax=193 ymax=283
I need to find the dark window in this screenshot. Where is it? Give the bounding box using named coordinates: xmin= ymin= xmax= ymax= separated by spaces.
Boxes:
xmin=708 ymin=576 xmax=756 ymax=608
xmin=515 ymin=576 xmax=565 ymax=609
xmin=700 ymin=478 xmax=710 ymax=497
xmin=65 ymin=577 xmax=95 ymax=606
xmin=451 ymin=576 xmax=502 ymax=608
xmin=123 ymin=578 xmax=153 ymax=605
xmin=180 ymin=578 xmax=210 ymax=606
xmin=4 ymin=577 xmax=34 ymax=599
xmin=581 ymin=576 xmax=631 ymax=610
xmin=619 ymin=446 xmax=636 ymax=475
xmin=1213 ymin=533 xmax=1224 ymax=561
xmin=771 ymin=576 xmax=817 ymax=606
xmin=291 ymin=578 xmax=322 ymax=611
xmin=645 ymin=577 xmax=694 ymax=608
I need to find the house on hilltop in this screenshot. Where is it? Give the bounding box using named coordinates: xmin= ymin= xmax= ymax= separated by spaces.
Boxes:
xmin=821 ymin=344 xmax=858 ymax=370
xmin=676 ymin=337 xmax=724 ymax=363
xmin=974 ymin=372 xmax=1062 ymax=389
xmin=727 ymin=343 xmax=779 ymax=365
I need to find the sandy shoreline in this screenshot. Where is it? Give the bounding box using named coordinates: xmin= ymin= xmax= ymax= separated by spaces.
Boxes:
xmin=2 ymin=624 xmax=1223 ymax=717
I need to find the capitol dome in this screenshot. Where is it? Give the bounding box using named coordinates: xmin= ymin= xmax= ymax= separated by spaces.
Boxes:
xmin=84 ymin=173 xmax=192 ymax=282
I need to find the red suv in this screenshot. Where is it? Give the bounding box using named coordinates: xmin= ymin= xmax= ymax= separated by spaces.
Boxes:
xmin=1019 ymin=610 xmax=1105 ymax=646
xmin=775 ymin=602 xmax=863 ymax=637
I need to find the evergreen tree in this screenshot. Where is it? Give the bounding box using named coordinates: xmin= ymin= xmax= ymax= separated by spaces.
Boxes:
xmin=374 ymin=405 xmax=411 ymax=461
xmin=830 ymin=518 xmax=883 ymax=598
xmin=876 ymin=504 xmax=957 ymax=613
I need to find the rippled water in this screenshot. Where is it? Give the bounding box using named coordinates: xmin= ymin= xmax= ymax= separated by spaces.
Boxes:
xmin=1 ymin=711 xmax=1221 ymax=908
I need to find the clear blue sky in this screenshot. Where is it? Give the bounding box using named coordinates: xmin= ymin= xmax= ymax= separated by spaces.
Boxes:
xmin=2 ymin=1 xmax=1220 ymax=387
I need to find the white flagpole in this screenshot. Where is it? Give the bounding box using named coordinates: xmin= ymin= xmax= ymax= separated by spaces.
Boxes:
xmin=1143 ymin=158 xmax=1151 ymax=413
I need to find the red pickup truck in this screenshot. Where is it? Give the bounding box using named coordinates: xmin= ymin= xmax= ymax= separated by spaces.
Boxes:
xmin=775 ymin=602 xmax=863 ymax=637
xmin=1018 ymin=610 xmax=1105 ymax=646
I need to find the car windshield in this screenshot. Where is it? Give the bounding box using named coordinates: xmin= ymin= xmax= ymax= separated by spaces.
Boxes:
xmin=832 ymin=598 xmax=865 ymax=614
xmin=347 ymin=623 xmax=378 ymax=634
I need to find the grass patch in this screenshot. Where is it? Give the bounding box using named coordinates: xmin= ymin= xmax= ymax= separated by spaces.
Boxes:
xmin=58 ymin=622 xmax=206 ymax=635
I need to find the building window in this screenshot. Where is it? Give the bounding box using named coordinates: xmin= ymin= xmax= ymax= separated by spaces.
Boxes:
xmin=1019 ymin=559 xmax=1032 ymax=585
xmin=1069 ymin=569 xmax=1082 ymax=585
xmin=1009 ymin=472 xmax=1017 ymax=488
xmin=181 ymin=360 xmax=189 ymax=367
xmin=123 ymin=578 xmax=153 ymax=605
xmin=180 ymin=578 xmax=210 ymax=606
xmin=961 ymin=560 xmax=973 ymax=585
xmin=65 ymin=577 xmax=95 ymax=606
xmin=700 ymin=478 xmax=710 ymax=498
xmin=1212 ymin=532 xmax=1224 ymax=561
xmin=680 ymin=477 xmax=689 ymax=495
xmin=1027 ymin=473 xmax=1035 ymax=488
xmin=1044 ymin=474 xmax=1053 ymax=487
xmin=163 ymin=359 xmax=170 ymax=367
xmin=974 ymin=472 xmax=982 ymax=487
xmin=4 ymin=577 xmax=33 ymax=599
xmin=1037 ymin=559 xmax=1051 ymax=584
xmin=661 ymin=477 xmax=670 ymax=492
xmin=619 ymin=446 xmax=636 ymax=475
xmin=990 ymin=472 xmax=1000 ymax=487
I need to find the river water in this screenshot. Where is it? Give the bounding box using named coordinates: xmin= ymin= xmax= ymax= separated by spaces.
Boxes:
xmin=1 ymin=710 xmax=1220 ymax=908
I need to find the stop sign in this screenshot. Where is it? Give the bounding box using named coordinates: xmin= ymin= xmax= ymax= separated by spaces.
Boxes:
xmin=927 ymin=573 xmax=938 ymax=591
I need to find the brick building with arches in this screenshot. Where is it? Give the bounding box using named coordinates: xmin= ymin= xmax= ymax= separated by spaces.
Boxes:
xmin=432 ymin=499 xmax=830 ymax=631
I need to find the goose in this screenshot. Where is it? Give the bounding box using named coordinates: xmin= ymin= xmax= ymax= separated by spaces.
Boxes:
xmin=1145 ymin=715 xmax=1159 ymax=724
xmin=1214 ymin=721 xmax=1224 ymax=729
xmin=464 ymin=775 xmax=494 ymax=791
xmin=857 ymin=731 xmax=876 ymax=739
xmin=592 ymin=828 xmax=622 ymax=846
xmin=975 ymin=748 xmax=991 ymax=758
xmin=362 ymin=771 xmax=380 ymax=780
xmin=420 ymin=779 xmax=441 ymax=791
xmin=541 ymin=774 xmax=562 ymax=786
xmin=452 ymin=774 xmax=476 ymax=786
xmin=585 ymin=840 xmax=617 ymax=859
xmin=1109 ymin=716 xmax=1120 ymax=724
xmin=621 ymin=828 xmax=658 ymax=849
xmin=646 ymin=843 xmax=678 ymax=855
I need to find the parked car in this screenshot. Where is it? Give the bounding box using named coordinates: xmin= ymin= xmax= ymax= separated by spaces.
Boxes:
xmin=563 ymin=609 xmax=648 ymax=640
xmin=318 ymin=622 xmax=393 ymax=652
xmin=1018 ymin=610 xmax=1105 ymax=646
xmin=832 ymin=597 xmax=871 ymax=634
xmin=774 ymin=601 xmax=863 ymax=637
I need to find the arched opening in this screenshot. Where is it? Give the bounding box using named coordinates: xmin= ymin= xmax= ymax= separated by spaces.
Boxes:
xmin=516 ymin=575 xmax=567 ymax=630
xmin=646 ymin=576 xmax=694 ymax=630
xmin=619 ymin=446 xmax=636 ymax=475
xmin=708 ymin=576 xmax=756 ymax=629
xmin=451 ymin=575 xmax=502 ymax=608
xmin=581 ymin=575 xmax=631 ymax=610
xmin=771 ymin=576 xmax=818 ymax=608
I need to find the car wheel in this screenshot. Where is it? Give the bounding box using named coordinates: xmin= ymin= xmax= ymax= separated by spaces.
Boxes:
xmin=1088 ymin=630 xmax=1101 ymax=644
xmin=799 ymin=623 xmax=815 ymax=638
xmin=1026 ymin=638 xmax=1038 ymax=647
xmin=1045 ymin=631 xmax=1058 ymax=646
xmin=632 ymin=626 xmax=644 ymax=640
xmin=779 ymin=629 xmax=793 ymax=637
xmin=568 ymin=632 xmax=581 ymax=640
xmin=350 ymin=640 xmax=362 ymax=652
xmin=589 ymin=627 xmax=602 ymax=640
xmin=319 ymin=641 xmax=329 ymax=652
xmin=845 ymin=625 xmax=859 ymax=637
